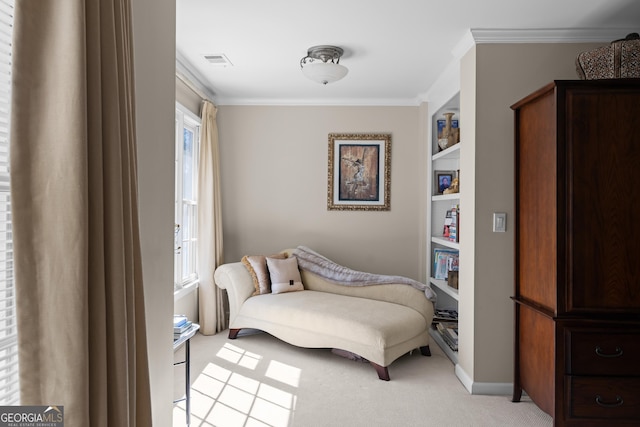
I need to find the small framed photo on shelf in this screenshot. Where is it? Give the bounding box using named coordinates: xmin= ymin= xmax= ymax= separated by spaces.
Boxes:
xmin=434 ymin=170 xmax=456 ymax=195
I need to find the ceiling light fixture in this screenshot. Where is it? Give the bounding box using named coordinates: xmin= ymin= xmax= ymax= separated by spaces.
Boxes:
xmin=300 ymin=45 xmax=348 ymax=85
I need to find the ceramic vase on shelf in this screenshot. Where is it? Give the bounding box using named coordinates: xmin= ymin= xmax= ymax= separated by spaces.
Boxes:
xmin=437 ymin=112 xmax=460 ymax=151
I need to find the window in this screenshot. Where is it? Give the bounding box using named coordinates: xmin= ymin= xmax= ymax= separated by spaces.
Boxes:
xmin=174 ymin=104 xmax=200 ymax=289
xmin=0 ymin=0 xmax=17 ymax=405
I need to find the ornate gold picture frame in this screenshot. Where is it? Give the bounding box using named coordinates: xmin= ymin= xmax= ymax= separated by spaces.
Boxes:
xmin=327 ymin=133 xmax=391 ymax=211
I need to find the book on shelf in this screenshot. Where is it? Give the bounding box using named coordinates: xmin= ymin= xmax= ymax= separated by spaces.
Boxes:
xmin=433 ymin=308 xmax=458 ymax=323
xmin=448 ymin=206 xmax=459 ymax=242
xmin=443 ymin=209 xmax=453 ymax=238
xmin=433 ymin=248 xmax=459 ymax=280
xmin=441 ymin=205 xmax=460 ymax=242
xmin=446 ymin=254 xmax=459 ymax=272
xmin=442 ymin=205 xmax=460 ymax=242
xmin=174 ymin=325 xmax=193 ymax=339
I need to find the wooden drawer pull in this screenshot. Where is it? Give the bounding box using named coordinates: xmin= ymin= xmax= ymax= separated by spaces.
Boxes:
xmin=595 ymin=395 xmax=624 ymax=408
xmin=595 ymin=345 xmax=623 ymax=358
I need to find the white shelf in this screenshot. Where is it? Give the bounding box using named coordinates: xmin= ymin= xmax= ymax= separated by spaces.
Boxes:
xmin=429 ymin=91 xmax=461 ymax=367
xmin=430 ymin=278 xmax=459 ymax=301
xmin=432 ymin=193 xmax=460 ymax=202
xmin=432 ymin=143 xmax=460 ymax=161
xmin=429 ymin=327 xmax=458 ymax=364
xmin=431 ymin=236 xmax=459 ymax=250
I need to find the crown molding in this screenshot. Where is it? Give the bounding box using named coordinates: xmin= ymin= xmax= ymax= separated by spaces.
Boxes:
xmin=469 ymin=28 xmax=637 ymax=44
xmin=213 ymin=96 xmax=421 ymax=107
xmin=452 ymin=30 xmax=476 ymax=60
xmin=176 ymin=50 xmax=218 ymax=102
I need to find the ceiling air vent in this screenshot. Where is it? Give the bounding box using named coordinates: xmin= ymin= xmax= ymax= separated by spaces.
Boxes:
xmin=203 ymin=54 xmax=233 ymax=67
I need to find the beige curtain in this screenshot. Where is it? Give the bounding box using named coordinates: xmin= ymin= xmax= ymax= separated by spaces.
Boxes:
xmin=10 ymin=1 xmax=152 ymax=426
xmin=198 ymin=101 xmax=227 ymax=335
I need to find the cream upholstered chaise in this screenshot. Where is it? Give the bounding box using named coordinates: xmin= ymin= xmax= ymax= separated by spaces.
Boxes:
xmin=213 ymin=247 xmax=435 ymax=380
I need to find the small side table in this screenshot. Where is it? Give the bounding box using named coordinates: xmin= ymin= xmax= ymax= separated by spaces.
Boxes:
xmin=173 ymin=323 xmax=200 ymax=426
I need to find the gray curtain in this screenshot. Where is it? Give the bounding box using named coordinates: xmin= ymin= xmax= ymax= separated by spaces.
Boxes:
xmin=198 ymin=100 xmax=227 ymax=334
xmin=10 ymin=1 xmax=152 ymax=425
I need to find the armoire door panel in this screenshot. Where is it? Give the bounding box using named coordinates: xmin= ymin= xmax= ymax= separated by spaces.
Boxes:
xmin=515 ymin=90 xmax=558 ymax=312
xmin=565 ymin=89 xmax=640 ymax=312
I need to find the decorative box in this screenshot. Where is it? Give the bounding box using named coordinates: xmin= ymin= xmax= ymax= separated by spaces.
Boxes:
xmin=576 ymin=32 xmax=640 ymax=79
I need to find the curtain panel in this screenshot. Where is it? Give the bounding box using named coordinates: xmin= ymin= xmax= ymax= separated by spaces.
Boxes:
xmin=197 ymin=101 xmax=226 ymax=335
xmin=10 ymin=1 xmax=152 ymax=425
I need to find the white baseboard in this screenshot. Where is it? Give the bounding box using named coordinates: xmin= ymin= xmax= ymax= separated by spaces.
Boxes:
xmin=454 ymin=364 xmax=473 ymax=392
xmin=454 ymin=364 xmax=513 ymax=396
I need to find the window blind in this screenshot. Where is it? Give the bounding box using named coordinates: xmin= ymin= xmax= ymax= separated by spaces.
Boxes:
xmin=0 ymin=0 xmax=17 ymax=405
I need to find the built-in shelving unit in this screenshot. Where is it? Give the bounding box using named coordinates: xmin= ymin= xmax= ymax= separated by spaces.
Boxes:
xmin=428 ymin=93 xmax=460 ymax=363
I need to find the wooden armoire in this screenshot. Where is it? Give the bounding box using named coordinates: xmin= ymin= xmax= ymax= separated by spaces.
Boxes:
xmin=512 ymin=79 xmax=640 ymax=426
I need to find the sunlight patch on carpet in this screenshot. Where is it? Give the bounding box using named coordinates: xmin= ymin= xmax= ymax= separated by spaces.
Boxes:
xmin=265 ymin=360 xmax=301 ymax=388
xmin=217 ymin=343 xmax=262 ymax=370
xmin=173 ymin=342 xmax=299 ymax=427
xmin=258 ymin=383 xmax=295 ymax=409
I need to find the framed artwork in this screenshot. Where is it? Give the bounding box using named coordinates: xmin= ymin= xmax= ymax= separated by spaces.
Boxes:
xmin=327 ymin=133 xmax=391 ymax=211
xmin=434 ymin=170 xmax=455 ymax=195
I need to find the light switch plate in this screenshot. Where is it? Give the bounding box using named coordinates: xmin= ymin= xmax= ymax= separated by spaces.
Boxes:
xmin=493 ymin=212 xmax=507 ymax=232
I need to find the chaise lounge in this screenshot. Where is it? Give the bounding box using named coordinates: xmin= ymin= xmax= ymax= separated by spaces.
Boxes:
xmin=214 ymin=246 xmax=436 ymax=380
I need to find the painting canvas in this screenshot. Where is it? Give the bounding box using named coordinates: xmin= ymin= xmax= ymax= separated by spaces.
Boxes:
xmin=328 ymin=133 xmax=391 ymax=211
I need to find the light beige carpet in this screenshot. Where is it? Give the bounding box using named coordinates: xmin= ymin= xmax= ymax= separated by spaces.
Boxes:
xmin=173 ymin=329 xmax=552 ymax=427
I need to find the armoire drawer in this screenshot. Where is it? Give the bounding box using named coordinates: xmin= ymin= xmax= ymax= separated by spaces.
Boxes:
xmin=566 ymin=329 xmax=640 ymax=375
xmin=566 ymin=376 xmax=640 ymax=421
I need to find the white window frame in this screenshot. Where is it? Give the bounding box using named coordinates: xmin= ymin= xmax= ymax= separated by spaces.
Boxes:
xmin=174 ymin=103 xmax=200 ymax=291
xmin=0 ymin=0 xmax=17 ymax=405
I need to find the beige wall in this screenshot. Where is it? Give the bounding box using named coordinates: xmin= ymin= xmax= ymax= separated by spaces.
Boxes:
xmin=132 ymin=0 xmax=175 ymax=425
xmin=217 ymin=106 xmax=426 ymax=279
xmin=459 ymin=42 xmax=605 ymax=389
xmin=174 ymin=289 xmax=199 ymax=321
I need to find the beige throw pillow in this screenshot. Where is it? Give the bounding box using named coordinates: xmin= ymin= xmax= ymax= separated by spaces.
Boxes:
xmin=267 ymin=256 xmax=304 ymax=294
xmin=241 ymin=252 xmax=287 ymax=295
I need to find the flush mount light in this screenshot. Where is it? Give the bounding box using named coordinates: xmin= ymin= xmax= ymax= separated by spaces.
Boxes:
xmin=300 ymin=45 xmax=348 ymax=85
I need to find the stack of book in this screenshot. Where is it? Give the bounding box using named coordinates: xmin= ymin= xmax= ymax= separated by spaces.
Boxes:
xmin=174 ymin=314 xmax=193 ymax=339
xmin=432 ymin=309 xmax=458 ymax=352
xmin=436 ymin=322 xmax=458 ymax=351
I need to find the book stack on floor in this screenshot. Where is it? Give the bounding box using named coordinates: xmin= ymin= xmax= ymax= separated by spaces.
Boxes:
xmin=174 ymin=314 xmax=193 ymax=339
xmin=432 ymin=309 xmax=458 ymax=352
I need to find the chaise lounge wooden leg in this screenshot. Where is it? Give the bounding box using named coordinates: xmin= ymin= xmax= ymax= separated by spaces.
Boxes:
xmin=228 ymin=328 xmax=241 ymax=339
xmin=420 ymin=345 xmax=431 ymax=356
xmin=370 ymin=362 xmax=390 ymax=381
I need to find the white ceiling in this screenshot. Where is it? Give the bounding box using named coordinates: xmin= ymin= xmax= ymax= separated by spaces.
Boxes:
xmin=176 ymin=0 xmax=640 ymax=106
